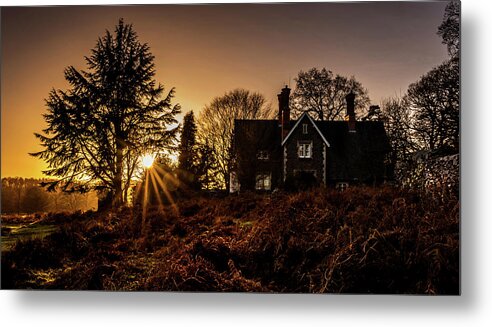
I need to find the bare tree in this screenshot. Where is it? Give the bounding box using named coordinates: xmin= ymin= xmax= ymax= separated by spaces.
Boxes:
xmin=437 ymin=1 xmax=460 ymax=58
xmin=291 ymin=67 xmax=370 ymax=121
xmin=197 ymin=89 xmax=273 ymax=190
xmin=380 ymin=96 xmax=418 ymax=175
xmin=406 ymin=58 xmax=459 ymax=152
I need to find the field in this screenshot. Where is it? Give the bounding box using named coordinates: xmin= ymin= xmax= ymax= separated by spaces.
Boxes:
xmin=1 ymin=215 xmax=58 ymax=252
xmin=1 ymin=186 xmax=459 ymax=294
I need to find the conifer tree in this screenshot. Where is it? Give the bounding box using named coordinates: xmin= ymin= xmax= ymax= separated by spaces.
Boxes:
xmin=31 ymin=19 xmax=180 ymax=207
xmin=177 ymin=111 xmax=200 ymax=190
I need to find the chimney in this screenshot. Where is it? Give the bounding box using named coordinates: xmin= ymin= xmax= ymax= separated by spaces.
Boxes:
xmin=279 ymin=86 xmax=291 ymax=139
xmin=277 ymin=93 xmax=283 ymax=126
xmin=345 ymin=92 xmax=356 ymax=133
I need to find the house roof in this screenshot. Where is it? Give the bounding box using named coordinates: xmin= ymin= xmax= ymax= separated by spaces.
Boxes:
xmin=233 ymin=119 xmax=282 ymax=153
xmin=233 ymin=117 xmax=391 ymax=158
xmin=315 ymin=120 xmax=391 ymax=153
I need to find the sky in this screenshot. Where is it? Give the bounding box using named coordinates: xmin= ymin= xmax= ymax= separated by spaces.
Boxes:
xmin=1 ymin=1 xmax=450 ymax=178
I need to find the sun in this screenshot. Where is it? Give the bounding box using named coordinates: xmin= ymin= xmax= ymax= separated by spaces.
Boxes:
xmin=141 ymin=154 xmax=155 ymax=169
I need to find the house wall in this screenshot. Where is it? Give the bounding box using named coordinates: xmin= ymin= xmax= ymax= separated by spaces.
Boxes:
xmin=233 ymin=117 xmax=392 ymax=192
xmin=325 ymin=134 xmax=359 ymax=184
xmin=234 ymin=122 xmax=283 ymax=191
xmin=325 ymin=132 xmax=389 ymax=185
xmin=284 ymin=115 xmax=326 ymax=185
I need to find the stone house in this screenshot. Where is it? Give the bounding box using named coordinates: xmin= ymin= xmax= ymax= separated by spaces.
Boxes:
xmin=230 ymin=86 xmax=392 ymax=192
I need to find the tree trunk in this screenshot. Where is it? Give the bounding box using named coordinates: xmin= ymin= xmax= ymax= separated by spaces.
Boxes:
xmin=113 ymin=138 xmax=124 ymax=208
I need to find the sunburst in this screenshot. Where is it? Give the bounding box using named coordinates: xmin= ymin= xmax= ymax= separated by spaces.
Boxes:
xmin=141 ymin=154 xmax=155 ymax=169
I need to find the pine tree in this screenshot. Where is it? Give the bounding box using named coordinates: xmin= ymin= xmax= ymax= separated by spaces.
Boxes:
xmin=178 ymin=111 xmax=198 ymax=172
xmin=31 ymin=19 xmax=180 ymax=208
xmin=177 ymin=111 xmax=199 ymax=190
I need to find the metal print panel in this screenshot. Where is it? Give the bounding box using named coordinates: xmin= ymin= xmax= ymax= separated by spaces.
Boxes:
xmin=1 ymin=1 xmax=460 ymax=293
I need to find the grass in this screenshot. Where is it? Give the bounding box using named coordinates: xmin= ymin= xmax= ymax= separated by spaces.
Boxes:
xmin=1 ymin=186 xmax=459 ymax=294
xmin=1 ymin=215 xmax=58 ymax=252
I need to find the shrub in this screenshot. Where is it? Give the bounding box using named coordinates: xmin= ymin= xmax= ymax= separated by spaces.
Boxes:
xmin=2 ymin=186 xmax=459 ymax=293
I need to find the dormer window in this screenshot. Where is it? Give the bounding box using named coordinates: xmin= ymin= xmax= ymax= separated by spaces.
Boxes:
xmin=257 ymin=150 xmax=269 ymax=160
xmin=297 ymin=141 xmax=312 ymax=158
xmin=302 ymin=123 xmax=308 ymax=134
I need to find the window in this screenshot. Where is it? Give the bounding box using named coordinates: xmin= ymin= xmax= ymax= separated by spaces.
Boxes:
xmin=255 ymin=173 xmax=271 ymax=190
xmin=257 ymin=150 xmax=269 ymax=160
xmin=297 ymin=141 xmax=313 ymax=158
xmin=302 ymin=123 xmax=308 ymax=134
xmin=336 ymin=182 xmax=349 ymax=191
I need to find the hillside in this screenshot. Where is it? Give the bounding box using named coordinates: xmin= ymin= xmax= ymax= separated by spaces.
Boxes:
xmin=1 ymin=186 xmax=459 ymax=294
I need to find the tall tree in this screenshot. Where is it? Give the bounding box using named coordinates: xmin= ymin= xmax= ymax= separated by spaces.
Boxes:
xmin=177 ymin=111 xmax=200 ymax=190
xmin=198 ymin=89 xmax=272 ymax=190
xmin=437 ymin=1 xmax=460 ymax=58
xmin=194 ymin=141 xmax=219 ymax=190
xmin=31 ymin=19 xmax=180 ymax=208
xmin=406 ymin=57 xmax=459 ymax=152
xmin=380 ymin=96 xmax=417 ymax=172
xmin=291 ymin=67 xmax=370 ymax=121
xmin=178 ymin=111 xmax=197 ymax=172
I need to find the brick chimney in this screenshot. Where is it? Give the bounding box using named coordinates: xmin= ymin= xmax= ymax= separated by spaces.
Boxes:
xmin=345 ymin=92 xmax=356 ymax=133
xmin=277 ymin=93 xmax=283 ymax=126
xmin=278 ymin=86 xmax=291 ymax=139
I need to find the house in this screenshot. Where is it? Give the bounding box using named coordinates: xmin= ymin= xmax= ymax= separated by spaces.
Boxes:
xmin=230 ymin=86 xmax=392 ymax=192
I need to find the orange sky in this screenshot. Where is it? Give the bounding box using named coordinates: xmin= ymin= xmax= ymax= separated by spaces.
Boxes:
xmin=1 ymin=2 xmax=449 ymax=178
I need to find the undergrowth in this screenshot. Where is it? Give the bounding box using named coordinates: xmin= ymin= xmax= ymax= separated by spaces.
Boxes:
xmin=1 ymin=186 xmax=459 ymax=294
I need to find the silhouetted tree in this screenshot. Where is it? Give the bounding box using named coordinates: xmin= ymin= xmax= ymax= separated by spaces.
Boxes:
xmin=195 ymin=141 xmax=220 ymax=190
xmin=437 ymin=1 xmax=460 ymax=58
xmin=380 ymin=96 xmax=417 ymax=177
xmin=406 ymin=57 xmax=459 ymax=152
xmin=198 ymin=89 xmax=272 ymax=190
xmin=291 ymin=67 xmax=370 ymax=121
xmin=177 ymin=111 xmax=200 ymax=190
xmin=31 ymin=19 xmax=180 ymax=208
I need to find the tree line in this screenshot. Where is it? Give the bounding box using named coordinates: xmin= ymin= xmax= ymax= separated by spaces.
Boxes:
xmin=1 ymin=177 xmax=98 ymax=214
xmin=31 ymin=2 xmax=459 ymax=208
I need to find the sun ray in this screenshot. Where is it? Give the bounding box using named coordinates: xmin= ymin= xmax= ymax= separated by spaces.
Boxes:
xmin=142 ymin=169 xmax=150 ymax=231
xmin=149 ymin=168 xmax=179 ymax=215
xmin=149 ymin=168 xmax=164 ymax=210
xmin=153 ymin=164 xmax=181 ymax=188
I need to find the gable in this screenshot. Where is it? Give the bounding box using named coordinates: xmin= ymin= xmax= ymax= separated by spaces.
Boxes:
xmin=281 ymin=112 xmax=331 ymax=147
